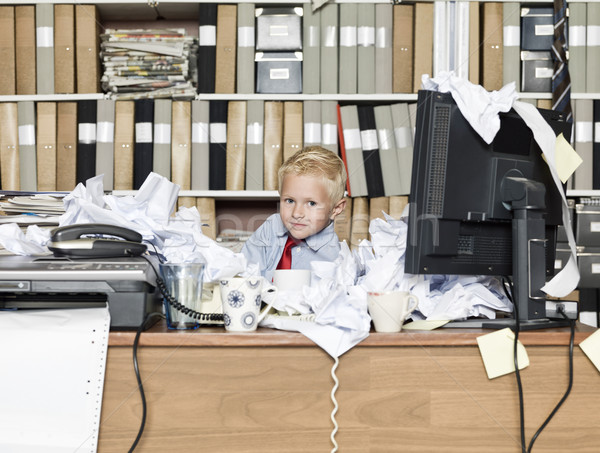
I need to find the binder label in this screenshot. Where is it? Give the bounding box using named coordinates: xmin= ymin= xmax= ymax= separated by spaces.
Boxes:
xmin=238 ymin=26 xmax=255 ymax=47
xmin=18 ymin=125 xmax=36 ymax=146
xmin=199 ymin=25 xmax=216 ymax=46
xmin=154 ymin=124 xmax=172 ymax=144
xmin=36 ymin=27 xmax=54 ymax=47
xmin=192 ymin=122 xmax=209 ymax=144
xmin=135 ymin=123 xmax=153 ymax=143
xmin=270 ymin=68 xmax=290 ymax=80
xmin=78 ymin=123 xmax=96 ymax=144
xmin=97 ymin=122 xmax=115 ymax=144
xmin=322 ymin=124 xmax=337 ymax=146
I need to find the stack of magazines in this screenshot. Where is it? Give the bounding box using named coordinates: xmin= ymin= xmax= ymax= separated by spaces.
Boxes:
xmin=0 ymin=193 xmax=66 ymax=227
xmin=100 ymin=28 xmax=198 ymax=100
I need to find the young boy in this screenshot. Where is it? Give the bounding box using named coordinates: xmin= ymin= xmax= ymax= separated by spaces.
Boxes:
xmin=242 ymin=146 xmax=347 ymax=282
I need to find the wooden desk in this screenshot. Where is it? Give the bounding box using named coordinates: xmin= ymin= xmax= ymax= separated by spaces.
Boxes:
xmin=99 ymin=322 xmax=600 ymax=452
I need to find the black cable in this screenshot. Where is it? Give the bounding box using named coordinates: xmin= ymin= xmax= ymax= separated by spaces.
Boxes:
xmin=128 ymin=311 xmax=164 ymax=453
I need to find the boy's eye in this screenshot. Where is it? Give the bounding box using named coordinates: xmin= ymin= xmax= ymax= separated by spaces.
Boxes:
xmin=308 ymin=201 xmax=317 ymax=207
xmin=284 ymin=198 xmax=294 ymax=204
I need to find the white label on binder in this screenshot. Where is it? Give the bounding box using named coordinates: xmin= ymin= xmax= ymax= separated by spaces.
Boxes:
xmin=270 ymin=68 xmax=290 ymax=80
xmin=357 ymin=26 xmax=375 ymax=47
xmin=591 ymin=222 xmax=600 ymax=232
xmin=135 ymin=122 xmax=153 ymax=143
xmin=576 ymin=121 xmax=593 ymax=143
xmin=343 ymin=128 xmax=361 ymax=149
xmin=377 ymin=129 xmax=393 ymax=150
xmin=78 ymin=123 xmax=96 ymax=144
xmin=554 ymin=259 xmax=563 ymax=270
xmin=322 ymin=124 xmax=337 ymax=146
xmin=595 ymin=123 xmax=600 ymax=142
xmin=307 ymin=25 xmax=320 ymax=47
xmin=340 ymin=26 xmax=357 ymax=47
xmin=210 ymin=123 xmax=227 ymax=143
xmin=192 ymin=122 xmax=209 ymax=144
xmin=535 ymin=67 xmax=553 ymax=79
xmin=569 ymin=25 xmax=586 ymax=47
xmin=238 ymin=26 xmax=255 ymax=47
xmin=199 ymin=25 xmax=216 ymax=46
xmin=304 ymin=122 xmax=322 ymax=144
xmin=154 ymin=124 xmax=172 ymax=144
xmin=394 ymin=127 xmax=412 ymax=149
xmin=503 ymin=26 xmax=520 ymax=47
xmin=324 ymin=26 xmax=337 ymax=47
xmin=376 ymin=27 xmax=390 ymax=49
xmin=269 ymin=25 xmax=289 ymax=37
xmin=360 ymin=129 xmax=378 ymax=151
xmin=247 ymin=123 xmax=264 ymax=145
xmin=36 ymin=27 xmax=54 ymax=47
xmin=96 ymin=122 xmax=114 ymax=144
xmin=592 ymin=263 xmax=600 ymax=274
xmin=18 ymin=125 xmax=36 ymax=146
xmin=588 ymin=25 xmax=600 ymax=46
xmin=535 ymin=24 xmax=554 ymax=36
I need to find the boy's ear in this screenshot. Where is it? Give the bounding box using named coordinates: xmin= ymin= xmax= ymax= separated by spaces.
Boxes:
xmin=329 ymin=198 xmax=347 ymax=220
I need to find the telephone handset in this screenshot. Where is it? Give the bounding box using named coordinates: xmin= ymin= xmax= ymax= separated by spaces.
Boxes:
xmin=48 ymin=223 xmax=147 ymax=258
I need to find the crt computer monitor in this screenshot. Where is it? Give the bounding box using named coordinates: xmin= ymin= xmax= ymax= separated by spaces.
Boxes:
xmin=405 ymin=90 xmax=572 ymax=327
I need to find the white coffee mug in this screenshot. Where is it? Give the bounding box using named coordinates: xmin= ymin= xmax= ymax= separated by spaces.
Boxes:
xmin=220 ymin=277 xmax=277 ymax=332
xmin=272 ymin=269 xmax=311 ymax=291
xmin=367 ymin=291 xmax=419 ymax=333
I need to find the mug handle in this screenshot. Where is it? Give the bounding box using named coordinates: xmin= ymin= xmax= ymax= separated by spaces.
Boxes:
xmin=406 ymin=295 xmax=419 ymax=315
xmin=257 ymin=281 xmax=278 ymax=323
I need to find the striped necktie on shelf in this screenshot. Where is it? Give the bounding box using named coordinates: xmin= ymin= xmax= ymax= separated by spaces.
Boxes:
xmin=551 ymin=0 xmax=573 ymax=123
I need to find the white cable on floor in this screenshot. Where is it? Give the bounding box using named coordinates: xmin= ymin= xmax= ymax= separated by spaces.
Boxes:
xmin=330 ymin=355 xmax=340 ymax=453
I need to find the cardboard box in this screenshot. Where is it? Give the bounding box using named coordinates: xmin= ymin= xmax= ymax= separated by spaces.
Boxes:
xmin=521 ymin=7 xmax=556 ymax=51
xmin=256 ymin=52 xmax=302 ymax=93
xmin=576 ymin=203 xmax=600 ymax=246
xmin=521 ymin=50 xmax=552 ymax=92
xmin=256 ymin=7 xmax=303 ymax=51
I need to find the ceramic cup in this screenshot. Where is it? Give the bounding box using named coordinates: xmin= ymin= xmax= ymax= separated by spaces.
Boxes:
xmin=367 ymin=291 xmax=419 ymax=333
xmin=219 ymin=277 xmax=277 ymax=332
xmin=159 ymin=262 xmax=205 ymax=330
xmin=272 ymin=269 xmax=311 ymax=291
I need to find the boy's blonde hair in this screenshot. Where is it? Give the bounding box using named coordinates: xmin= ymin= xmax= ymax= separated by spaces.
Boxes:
xmin=278 ymin=146 xmax=347 ymax=205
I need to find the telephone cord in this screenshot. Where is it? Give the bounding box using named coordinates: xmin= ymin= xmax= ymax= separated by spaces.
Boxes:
xmin=330 ymin=356 xmax=340 ymax=453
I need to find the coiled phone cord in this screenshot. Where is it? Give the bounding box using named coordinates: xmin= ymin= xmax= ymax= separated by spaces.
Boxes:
xmin=330 ymin=356 xmax=340 ymax=453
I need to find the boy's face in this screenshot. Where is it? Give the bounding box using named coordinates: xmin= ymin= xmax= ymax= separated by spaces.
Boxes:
xmin=279 ymin=174 xmax=346 ymax=241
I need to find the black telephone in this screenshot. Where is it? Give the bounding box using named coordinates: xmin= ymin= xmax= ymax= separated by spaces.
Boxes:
xmin=48 ymin=223 xmax=147 ymax=258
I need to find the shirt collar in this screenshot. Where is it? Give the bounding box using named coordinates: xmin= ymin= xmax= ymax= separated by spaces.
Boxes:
xmin=274 ymin=215 xmax=336 ymax=251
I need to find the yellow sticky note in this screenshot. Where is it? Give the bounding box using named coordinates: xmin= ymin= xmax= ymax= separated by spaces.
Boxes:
xmin=579 ymin=329 xmax=600 ymax=373
xmin=476 ymin=328 xmax=529 ymax=379
xmin=402 ymin=320 xmax=450 ymax=331
xmin=554 ymin=133 xmax=583 ymax=184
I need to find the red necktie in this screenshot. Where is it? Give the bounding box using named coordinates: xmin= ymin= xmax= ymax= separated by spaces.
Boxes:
xmin=276 ymin=236 xmax=296 ymax=269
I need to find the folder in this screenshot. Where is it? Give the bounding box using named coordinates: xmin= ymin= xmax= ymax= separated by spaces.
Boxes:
xmin=209 ymin=100 xmax=228 ymax=190
xmin=587 ymin=3 xmax=600 ymax=93
xmin=333 ymin=196 xmax=352 ymax=244
xmin=357 ymin=3 xmax=375 ymax=94
xmin=392 ymin=4 xmax=414 ymax=94
xmin=225 ymin=101 xmax=247 ymax=191
xmin=302 ymin=4 xmax=320 ymax=94
xmin=263 ymin=101 xmax=283 ymax=191
xmin=569 ymin=2 xmax=587 ymax=93
xmin=594 ymin=100 xmax=600 ymax=190
xmin=481 ymin=2 xmax=503 ymax=92
xmin=369 ymin=196 xmax=389 ymax=222
xmin=283 ymin=101 xmax=303 ymax=162
xmin=75 ymin=5 xmax=100 ymax=94
xmin=236 ymin=3 xmax=255 ymax=94
xmin=36 ymin=102 xmax=57 ymax=191
xmin=502 ymin=2 xmax=520 ymax=88
xmin=133 ymin=99 xmax=154 ymax=190
xmin=76 ymin=100 xmax=97 ymax=186
xmin=171 ymin=101 xmax=192 ymax=190
xmin=574 ymin=99 xmax=594 ymax=190
xmin=339 ymin=104 xmax=367 ymax=197
xmin=350 ymin=197 xmax=369 ymax=249
xmin=56 ymin=102 xmax=77 ymax=191
xmin=373 ymin=105 xmax=402 ymax=196
xmin=54 ymin=5 xmax=75 ymax=94
xmin=17 ymin=101 xmax=36 ymax=191
xmin=338 ymin=3 xmax=358 ymax=94
xmin=413 ymin=3 xmax=434 ymax=93
xmin=15 ymin=6 xmax=36 ymax=95
xmin=303 ymin=100 xmax=322 ymax=147
xmin=197 ymin=197 xmax=217 ymax=240
xmin=113 ymin=101 xmax=135 ymax=191
xmin=191 ymin=99 xmax=210 ymax=190
xmin=375 ymin=3 xmax=393 ymax=94
xmin=433 ymin=2 xmax=448 ymax=77
xmin=0 ymin=103 xmax=20 ymax=190
xmin=198 ymin=3 xmax=217 ymax=93
xmin=357 ymin=105 xmax=385 ymax=198
xmin=153 ymin=99 xmax=172 ymax=180
xmin=389 ymin=195 xmax=409 ymax=219
xmin=455 ymin=2 xmax=470 ymax=80
xmin=320 ymin=3 xmax=338 ymax=94
xmin=245 ymin=100 xmax=264 ymax=191
xmin=36 ymin=4 xmax=54 ymax=95
xmin=469 ymin=2 xmax=480 ymax=85
xmin=390 ymin=103 xmax=414 ymax=195
xmin=215 ymin=5 xmax=237 ymax=94
xmin=96 ymin=99 xmax=115 ymax=191
xmin=321 ymin=100 xmax=338 ymax=154
xmin=0 ymin=6 xmax=16 ymax=95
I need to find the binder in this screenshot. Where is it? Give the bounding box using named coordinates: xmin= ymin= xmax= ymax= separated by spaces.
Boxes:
xmin=369 ymin=196 xmax=389 ymax=221
xmin=594 ymin=100 xmax=600 ymax=190
xmin=303 ymin=100 xmax=322 ymax=147
xmin=469 ymin=2 xmax=480 ymax=85
xmin=153 ymin=99 xmax=172 ymax=180
xmin=76 ymin=100 xmax=97 ymax=186
xmin=236 ymin=3 xmax=255 ymax=94
xmin=54 ymin=4 xmax=75 ymax=94
xmin=338 ymin=3 xmax=358 ymax=94
xmin=215 ymin=5 xmax=237 ymax=94
xmin=320 ymin=3 xmax=338 ymax=94
xmin=587 ymin=3 xmax=600 ymax=93
xmin=209 ymin=100 xmax=228 ymax=190
xmin=198 ymin=3 xmax=217 ymax=93
xmin=574 ymin=99 xmax=594 ymax=190
xmin=0 ymin=6 xmax=16 ymax=95
xmin=36 ymin=102 xmax=57 ymax=191
xmin=392 ymin=4 xmax=414 ymax=94
xmin=389 ymin=195 xmax=409 ymax=219
xmin=413 ymin=3 xmax=434 ymax=92
xmin=321 ymin=100 xmax=338 ymax=154
xmin=339 ymin=104 xmax=367 ymax=197
xmin=113 ymin=101 xmax=135 ymax=191
xmin=96 ymin=99 xmax=115 ymax=191
xmin=333 ymin=196 xmax=352 ymax=244
xmin=390 ymin=103 xmax=414 ymax=195
xmin=373 ymin=105 xmax=402 ymax=196
xmin=302 ymin=4 xmax=320 ymax=94
xmin=56 ymin=102 xmax=77 ymax=191
xmin=17 ymin=101 xmax=37 ymax=191
xmin=225 ymin=101 xmax=247 ymax=191
xmin=15 ymin=6 xmax=36 ymax=95
xmin=245 ymin=100 xmax=264 ymax=191
xmin=350 ymin=197 xmax=369 ymax=248
xmin=481 ymin=2 xmax=503 ymax=92
xmin=433 ymin=2 xmax=448 ymax=77
xmin=171 ymin=101 xmax=192 ymax=190
xmin=375 ymin=3 xmax=393 ymax=94
xmin=191 ymin=99 xmax=210 ymax=190
xmin=283 ymin=101 xmax=303 ymax=162
xmin=263 ymin=101 xmax=283 ymax=191
xmin=357 ymin=105 xmax=385 ymax=198
xmin=75 ymin=5 xmax=100 ymax=93
xmin=357 ymin=3 xmax=375 ymax=94
xmin=455 ymin=2 xmax=470 ymax=80
xmin=133 ymin=99 xmax=154 ymax=190
xmin=197 ymin=197 xmax=217 ymax=240
xmin=0 ymin=103 xmax=19 ymax=190
xmin=35 ymin=3 xmax=54 ymax=95
xmin=569 ymin=2 xmax=587 ymax=93
xmin=502 ymin=2 xmax=520 ymax=88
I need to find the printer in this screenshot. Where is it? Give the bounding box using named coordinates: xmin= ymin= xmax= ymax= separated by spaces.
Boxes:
xmin=0 ymin=255 xmax=162 ymax=330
